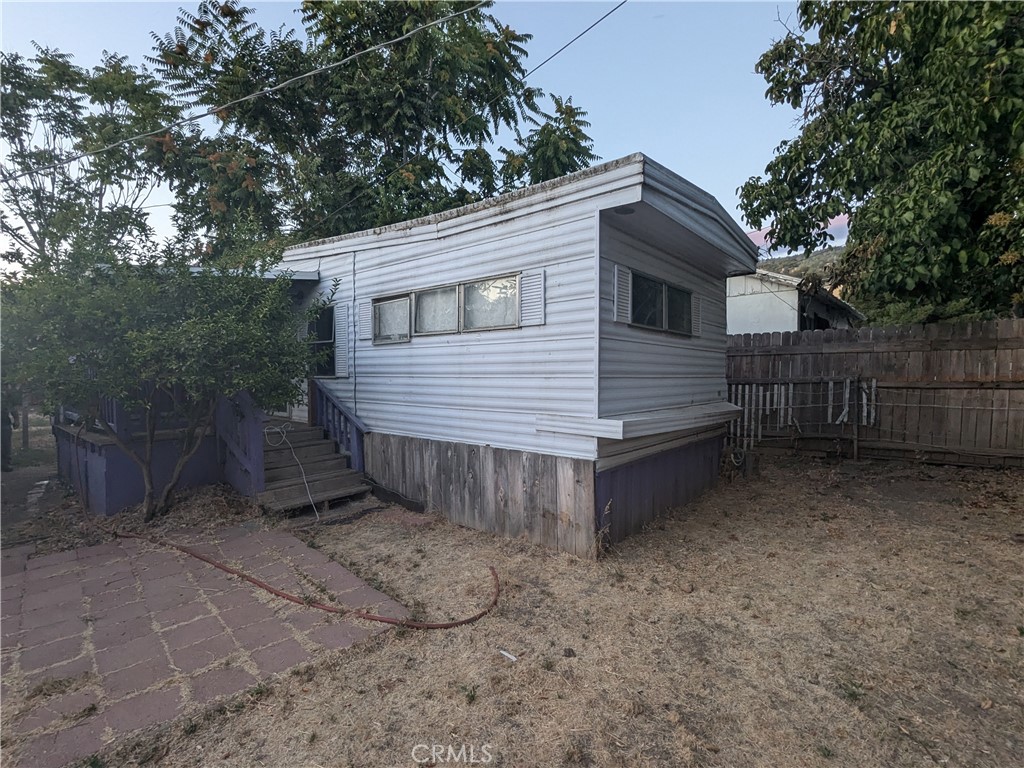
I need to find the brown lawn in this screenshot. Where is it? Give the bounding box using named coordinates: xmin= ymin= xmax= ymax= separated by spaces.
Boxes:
xmin=8 ymin=455 xmax=1024 ymax=768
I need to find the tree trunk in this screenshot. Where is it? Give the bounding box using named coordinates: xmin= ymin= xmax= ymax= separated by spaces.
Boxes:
xmin=96 ymin=410 xmax=149 ymax=518
xmin=151 ymin=399 xmax=216 ymax=519
xmin=21 ymin=394 xmax=29 ymax=450
xmin=141 ymin=465 xmax=157 ymax=521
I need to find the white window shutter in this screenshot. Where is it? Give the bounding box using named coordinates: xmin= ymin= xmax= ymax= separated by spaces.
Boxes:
xmin=519 ymin=270 xmax=545 ymax=326
xmin=334 ymin=303 xmax=349 ymax=378
xmin=691 ymin=295 xmax=702 ymax=336
xmin=613 ymin=264 xmax=632 ymax=323
xmin=357 ymin=300 xmax=372 ymax=340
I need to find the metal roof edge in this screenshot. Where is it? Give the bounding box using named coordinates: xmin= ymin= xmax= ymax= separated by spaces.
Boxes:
xmin=755 ymin=269 xmax=864 ymax=320
xmin=283 ymin=153 xmax=647 ymax=256
xmin=639 ymin=155 xmax=760 ymax=264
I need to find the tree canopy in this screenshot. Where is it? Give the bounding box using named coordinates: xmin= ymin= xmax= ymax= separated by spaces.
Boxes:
xmin=1 ymin=241 xmax=329 ymax=518
xmin=739 ymin=1 xmax=1024 ymax=323
xmin=0 ymin=48 xmax=182 ymax=275
xmin=0 ymin=1 xmax=599 ymax=515
xmin=148 ymin=0 xmax=598 ymax=252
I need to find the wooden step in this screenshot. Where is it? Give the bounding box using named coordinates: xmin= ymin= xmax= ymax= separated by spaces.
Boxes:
xmin=258 ymin=473 xmax=370 ymax=512
xmin=264 ymin=431 xmax=329 ymax=450
xmin=264 ymin=455 xmax=350 ymax=484
xmin=264 ymin=441 xmax=343 ymax=468
xmin=264 ymin=468 xmax=363 ymax=493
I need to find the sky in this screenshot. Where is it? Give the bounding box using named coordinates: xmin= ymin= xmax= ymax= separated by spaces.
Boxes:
xmin=1 ymin=0 xmax=843 ymax=249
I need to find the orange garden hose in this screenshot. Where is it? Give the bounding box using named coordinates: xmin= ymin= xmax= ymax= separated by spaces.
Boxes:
xmin=105 ymin=525 xmax=500 ymax=630
xmin=70 ymin=421 xmax=500 ymax=630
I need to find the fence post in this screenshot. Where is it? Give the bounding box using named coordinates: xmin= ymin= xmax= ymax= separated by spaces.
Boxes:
xmin=853 ymin=377 xmax=860 ymax=461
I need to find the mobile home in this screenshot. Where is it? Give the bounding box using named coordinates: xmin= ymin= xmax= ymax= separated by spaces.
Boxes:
xmin=281 ymin=154 xmax=758 ymax=556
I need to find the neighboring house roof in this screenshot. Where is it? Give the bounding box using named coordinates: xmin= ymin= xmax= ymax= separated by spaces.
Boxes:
xmin=753 ymin=268 xmax=865 ymax=321
xmin=283 ymin=153 xmax=759 ymax=277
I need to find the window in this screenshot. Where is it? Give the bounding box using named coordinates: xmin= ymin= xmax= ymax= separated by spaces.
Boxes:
xmin=666 ymin=285 xmax=692 ymax=335
xmin=309 ymin=305 xmax=335 ymax=376
xmin=615 ymin=264 xmax=700 ymax=336
xmin=631 ymin=273 xmax=664 ymax=329
xmin=414 ymin=285 xmax=458 ymax=334
xmin=373 ymin=296 xmax=410 ymax=344
xmin=463 ymin=275 xmax=518 ymax=330
xmin=367 ymin=271 xmax=539 ymax=344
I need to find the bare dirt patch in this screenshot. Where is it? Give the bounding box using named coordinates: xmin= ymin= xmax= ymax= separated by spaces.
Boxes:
xmin=77 ymin=456 xmax=1022 ymax=768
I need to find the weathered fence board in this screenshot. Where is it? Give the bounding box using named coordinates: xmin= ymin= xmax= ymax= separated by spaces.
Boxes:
xmin=728 ymin=318 xmax=1024 ymax=467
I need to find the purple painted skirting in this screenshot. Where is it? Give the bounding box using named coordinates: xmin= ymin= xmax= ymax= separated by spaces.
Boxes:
xmin=54 ymin=393 xmax=268 ymax=517
xmin=214 ymin=393 xmax=267 ymax=497
xmin=594 ymin=434 xmax=723 ymax=544
xmin=54 ymin=429 xmax=221 ymax=517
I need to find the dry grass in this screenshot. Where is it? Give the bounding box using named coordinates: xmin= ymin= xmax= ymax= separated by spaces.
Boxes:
xmin=3 ymin=483 xmax=269 ymax=555
xmin=94 ymin=456 xmax=1023 ymax=768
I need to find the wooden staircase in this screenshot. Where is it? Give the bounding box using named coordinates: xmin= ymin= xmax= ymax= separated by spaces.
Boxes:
xmin=258 ymin=419 xmax=371 ymax=513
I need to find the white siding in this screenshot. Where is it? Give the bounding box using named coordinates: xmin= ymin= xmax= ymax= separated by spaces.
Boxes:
xmin=598 ymin=220 xmax=730 ymax=418
xmin=280 ymin=154 xmax=756 ymax=461
xmin=726 ymin=274 xmax=799 ymax=334
xmin=285 ymin=207 xmax=616 ymax=460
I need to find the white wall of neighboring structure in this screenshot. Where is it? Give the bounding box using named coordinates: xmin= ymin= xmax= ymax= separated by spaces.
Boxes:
xmin=726 ymin=273 xmax=800 ymax=335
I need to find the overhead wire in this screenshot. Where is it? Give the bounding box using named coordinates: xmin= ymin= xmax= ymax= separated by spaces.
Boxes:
xmin=10 ymin=1 xmax=487 ymax=181
xmin=10 ymin=0 xmax=630 ymax=247
xmin=300 ymin=0 xmax=630 ymax=239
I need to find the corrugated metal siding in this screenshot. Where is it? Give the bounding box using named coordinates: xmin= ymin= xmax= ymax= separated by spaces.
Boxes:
xmin=285 ymin=206 xmax=612 ymax=459
xmin=598 ymin=219 xmax=730 ymax=419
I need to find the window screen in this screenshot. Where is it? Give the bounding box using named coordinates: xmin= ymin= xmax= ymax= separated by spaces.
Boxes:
xmin=309 ymin=305 xmax=335 ymax=376
xmin=373 ymin=296 xmax=410 ymax=343
xmin=414 ymin=285 xmax=458 ymax=334
xmin=666 ymin=285 xmax=693 ymax=334
xmin=630 ymin=273 xmax=663 ymax=329
xmin=463 ymin=275 xmax=518 ymax=330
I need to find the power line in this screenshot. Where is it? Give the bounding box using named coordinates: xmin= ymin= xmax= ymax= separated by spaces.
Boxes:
xmin=10 ymin=2 xmax=486 ymax=181
xmin=522 ymin=0 xmax=628 ymax=80
xmin=302 ymin=0 xmax=629 ymax=239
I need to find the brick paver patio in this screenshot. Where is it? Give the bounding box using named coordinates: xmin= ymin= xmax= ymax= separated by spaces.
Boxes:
xmin=0 ymin=527 xmax=408 ymax=768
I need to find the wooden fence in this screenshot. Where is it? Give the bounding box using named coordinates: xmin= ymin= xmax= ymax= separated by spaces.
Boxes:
xmin=726 ymin=318 xmax=1024 ymax=467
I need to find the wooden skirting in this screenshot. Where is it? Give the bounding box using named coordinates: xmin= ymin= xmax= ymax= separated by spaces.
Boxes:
xmin=364 ymin=433 xmax=597 ymax=558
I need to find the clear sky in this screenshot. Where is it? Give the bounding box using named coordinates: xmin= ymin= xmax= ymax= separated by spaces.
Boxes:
xmin=1 ymin=0 xmax=814 ymax=241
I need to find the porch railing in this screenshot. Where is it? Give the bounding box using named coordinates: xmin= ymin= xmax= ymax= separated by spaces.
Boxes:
xmin=214 ymin=392 xmax=267 ymax=496
xmin=312 ymin=381 xmax=367 ymax=472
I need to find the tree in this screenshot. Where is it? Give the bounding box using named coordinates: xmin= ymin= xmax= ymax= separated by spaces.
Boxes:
xmin=1 ymin=239 xmax=329 ymax=519
xmin=739 ymin=2 xmax=1024 ymax=323
xmin=0 ymin=48 xmax=182 ymax=275
xmin=501 ymin=96 xmax=599 ymax=187
xmin=148 ymin=0 xmax=597 ymax=248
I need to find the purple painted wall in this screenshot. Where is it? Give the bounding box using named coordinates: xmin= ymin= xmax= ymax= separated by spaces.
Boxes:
xmin=54 ymin=393 xmax=267 ymax=516
xmin=594 ymin=434 xmax=723 ymax=544
xmin=214 ymin=393 xmax=267 ymax=497
xmin=55 ymin=428 xmax=222 ymax=517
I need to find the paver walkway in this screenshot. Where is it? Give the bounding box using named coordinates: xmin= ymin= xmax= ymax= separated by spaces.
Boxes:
xmin=0 ymin=526 xmax=408 ymax=768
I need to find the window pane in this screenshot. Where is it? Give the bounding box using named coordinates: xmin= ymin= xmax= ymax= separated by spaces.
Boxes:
xmin=308 ymin=305 xmax=334 ymax=342
xmin=309 ymin=306 xmax=335 ymax=375
xmin=415 ymin=286 xmax=458 ymax=334
xmin=463 ymin=275 xmax=518 ymax=330
xmin=667 ymin=286 xmax=692 ymax=334
xmin=373 ymin=297 xmax=410 ymax=343
xmin=631 ymin=273 xmax=663 ymax=328
xmin=312 ymin=342 xmax=335 ymax=376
